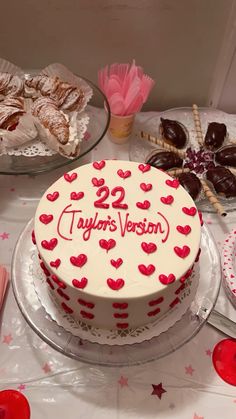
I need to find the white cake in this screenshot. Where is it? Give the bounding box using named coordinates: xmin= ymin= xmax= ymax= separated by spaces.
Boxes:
xmin=33 ymin=160 xmax=201 ymax=330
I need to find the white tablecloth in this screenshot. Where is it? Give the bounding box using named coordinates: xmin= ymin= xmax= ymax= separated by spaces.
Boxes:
xmin=0 ymin=110 xmax=236 ymax=419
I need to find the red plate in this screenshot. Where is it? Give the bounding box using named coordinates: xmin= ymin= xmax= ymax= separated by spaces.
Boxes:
xmin=212 ymin=339 xmax=236 ymax=386
xmin=0 ymin=390 xmax=30 ymax=419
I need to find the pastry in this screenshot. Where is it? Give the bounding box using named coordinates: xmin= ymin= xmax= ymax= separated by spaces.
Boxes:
xmin=0 ymin=96 xmax=25 ymax=130
xmin=26 ymin=75 xmax=85 ymax=112
xmin=33 ymin=160 xmax=201 ymax=330
xmin=0 ymin=72 xmax=24 ymax=97
xmin=160 ymin=118 xmax=188 ymax=149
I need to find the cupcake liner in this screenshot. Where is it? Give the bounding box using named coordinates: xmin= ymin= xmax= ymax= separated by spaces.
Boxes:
xmin=41 ymin=63 xmax=93 ymax=113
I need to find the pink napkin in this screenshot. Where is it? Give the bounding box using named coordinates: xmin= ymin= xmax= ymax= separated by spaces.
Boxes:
xmin=98 ymin=60 xmax=155 ymax=116
xmin=0 ymin=266 xmax=9 ymax=310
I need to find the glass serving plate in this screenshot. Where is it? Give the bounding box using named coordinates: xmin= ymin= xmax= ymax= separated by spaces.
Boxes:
xmin=0 ymin=76 xmax=110 ymax=175
xmin=130 ymin=107 xmax=236 ymax=213
xmin=11 ymin=219 xmax=221 ymax=367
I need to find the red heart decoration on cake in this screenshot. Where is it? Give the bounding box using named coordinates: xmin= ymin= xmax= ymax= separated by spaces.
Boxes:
xmin=80 ymin=310 xmax=94 ymax=320
xmin=39 ymin=214 xmax=53 ymax=224
xmin=117 ymin=169 xmax=131 ymax=179
xmin=0 ymin=390 xmax=30 ymax=419
xmin=41 ymin=238 xmax=58 ymax=250
xmin=174 ymin=245 xmax=190 ymax=258
xmin=78 ymin=298 xmax=94 ymax=309
xmin=182 ymin=206 xmax=197 ymax=216
xmin=136 ymin=200 xmax=150 ymax=210
xmin=176 ymin=225 xmax=192 ymax=235
xmin=99 ymin=238 xmax=116 ymax=252
xmin=141 ymin=242 xmax=157 ymax=254
xmin=138 ymin=163 xmax=151 ymax=173
xmin=110 ymin=258 xmax=123 ymax=269
xmin=165 ymin=179 xmax=179 ymax=188
xmin=160 ymin=195 xmax=174 ymax=205
xmin=198 ymin=210 xmax=203 ymax=226
xmin=70 ymin=191 xmax=84 ymax=200
xmin=70 ymin=254 xmax=87 ymax=267
xmin=93 ymin=160 xmax=106 ymax=170
xmin=46 ymin=191 xmax=59 ymax=201
xmin=92 ymin=177 xmax=105 ymax=187
xmin=149 ymin=296 xmax=164 ymax=306
xmin=61 ymin=302 xmax=73 ymax=314
xmin=107 ymin=278 xmax=125 ymax=290
xmin=138 ymin=264 xmax=155 ymax=276
xmin=50 ymin=258 xmax=61 ymax=268
xmin=64 ymin=172 xmax=77 ymax=182
xmin=113 ymin=302 xmax=128 ymax=309
xmin=140 ymin=182 xmax=152 ymax=192
xmin=147 ymin=307 xmax=160 ymax=317
xmin=159 ymin=273 xmax=176 ymax=285
xmin=72 ymin=277 xmax=88 ymax=289
xmin=31 ymin=230 xmax=36 ymax=244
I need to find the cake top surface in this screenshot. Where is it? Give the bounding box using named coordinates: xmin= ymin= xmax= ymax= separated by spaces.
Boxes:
xmin=34 ymin=160 xmax=201 ymax=298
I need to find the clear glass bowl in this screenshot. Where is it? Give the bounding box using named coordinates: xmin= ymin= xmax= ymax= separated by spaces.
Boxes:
xmin=12 ymin=219 xmax=221 ymax=366
xmin=0 ymin=76 xmax=110 ymax=175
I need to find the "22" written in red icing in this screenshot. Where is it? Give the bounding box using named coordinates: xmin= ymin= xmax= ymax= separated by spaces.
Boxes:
xmin=94 ymin=186 xmax=128 ymax=209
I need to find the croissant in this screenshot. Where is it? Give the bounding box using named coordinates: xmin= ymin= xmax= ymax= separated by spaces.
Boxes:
xmin=0 ymin=72 xmax=24 ymax=97
xmin=0 ymin=96 xmax=25 ymax=130
xmin=26 ymin=75 xmax=84 ymax=112
xmin=32 ymin=97 xmax=69 ymax=144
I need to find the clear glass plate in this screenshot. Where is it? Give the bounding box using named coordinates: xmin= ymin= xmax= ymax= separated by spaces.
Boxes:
xmin=11 ymin=219 xmax=221 ymax=366
xmin=0 ymin=76 xmax=110 ymax=175
xmin=130 ymin=107 xmax=236 ymax=213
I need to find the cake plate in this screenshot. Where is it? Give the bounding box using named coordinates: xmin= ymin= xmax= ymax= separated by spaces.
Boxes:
xmin=11 ymin=219 xmax=221 ymax=367
xmin=129 ymin=107 xmax=236 ymax=213
xmin=0 ymin=77 xmax=110 ymax=175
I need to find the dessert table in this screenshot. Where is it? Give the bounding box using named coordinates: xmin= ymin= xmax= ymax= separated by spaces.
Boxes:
xmin=0 ymin=109 xmax=235 ymax=419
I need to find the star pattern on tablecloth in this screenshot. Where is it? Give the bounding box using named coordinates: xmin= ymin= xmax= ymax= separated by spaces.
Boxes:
xmin=2 ymin=334 xmax=13 ymax=345
xmin=185 ymin=365 xmax=194 ymax=375
xmin=0 ymin=232 xmax=9 ymax=240
xmin=118 ymin=375 xmax=128 ymax=388
xmin=42 ymin=363 xmax=52 ymax=374
xmin=193 ymin=414 xmax=204 ymax=419
xmin=151 ymin=383 xmax=167 ymax=399
xmin=17 ymin=384 xmax=26 ymax=392
xmin=205 ymin=349 xmax=212 ymax=357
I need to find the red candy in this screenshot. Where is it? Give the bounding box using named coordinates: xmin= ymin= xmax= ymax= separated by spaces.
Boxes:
xmin=212 ymin=339 xmax=236 ymax=386
xmin=0 ymin=390 xmax=30 ymax=419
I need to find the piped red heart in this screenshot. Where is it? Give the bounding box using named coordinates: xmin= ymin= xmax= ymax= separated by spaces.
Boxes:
xmin=136 ymin=200 xmax=150 ymax=210
xmin=138 ymin=264 xmax=155 ymax=276
xmin=64 ymin=172 xmax=77 ymax=182
xmin=70 ymin=191 xmax=84 ymax=200
xmin=182 ymin=206 xmax=197 ymax=216
xmin=50 ymin=258 xmax=61 ymax=268
xmin=61 ymin=302 xmax=73 ymax=314
xmin=141 ymin=242 xmax=157 ymax=254
xmin=140 ymin=182 xmax=152 ymax=192
xmin=70 ymin=254 xmax=87 ymax=267
xmin=39 ymin=214 xmax=53 ymax=224
xmin=176 ymin=225 xmax=192 ymax=235
xmin=72 ymin=277 xmax=88 ymax=289
xmin=41 ymin=238 xmax=58 ymax=250
xmin=110 ymin=258 xmax=123 ymax=269
xmin=174 ymin=245 xmax=190 ymax=258
xmin=93 ymin=160 xmax=106 ymax=170
xmin=46 ymin=191 xmax=59 ymax=201
xmin=92 ymin=177 xmax=105 ymax=187
xmin=107 ymin=278 xmax=125 ymax=290
xmin=0 ymin=390 xmax=30 ymax=419
xmin=99 ymin=238 xmax=116 ymax=252
xmin=165 ymin=179 xmax=179 ymax=188
xmin=138 ymin=163 xmax=151 ymax=173
xmin=159 ymin=273 xmax=176 ymax=285
xmin=117 ymin=169 xmax=131 ymax=179
xmin=160 ymin=195 xmax=174 ymax=205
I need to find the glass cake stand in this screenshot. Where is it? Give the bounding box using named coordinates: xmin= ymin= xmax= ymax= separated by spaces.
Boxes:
xmin=11 ymin=219 xmax=221 ymax=367
xmin=0 ymin=77 xmax=110 ymax=175
xmin=129 ymin=107 xmax=236 ymax=213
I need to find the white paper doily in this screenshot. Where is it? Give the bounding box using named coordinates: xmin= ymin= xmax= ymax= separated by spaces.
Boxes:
xmin=222 ymin=228 xmax=236 ymax=308
xmin=31 ymin=249 xmax=199 ymax=346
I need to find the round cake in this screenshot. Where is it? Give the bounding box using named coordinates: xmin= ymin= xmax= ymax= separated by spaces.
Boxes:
xmin=34 ymin=160 xmax=201 ymax=330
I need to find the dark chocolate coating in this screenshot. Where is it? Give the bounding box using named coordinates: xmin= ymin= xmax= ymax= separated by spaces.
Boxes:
xmin=146 ymin=151 xmax=183 ymax=170
xmin=178 ymin=172 xmax=202 ymax=200
xmin=206 ymin=166 xmax=236 ymax=197
xmin=160 ymin=118 xmax=187 ymax=149
xmin=204 ymin=122 xmax=227 ymax=150
xmin=215 ymin=146 xmax=236 ymax=168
